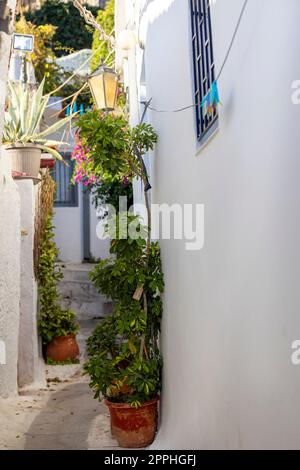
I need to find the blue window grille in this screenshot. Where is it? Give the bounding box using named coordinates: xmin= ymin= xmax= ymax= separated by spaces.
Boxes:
xmin=53 ymin=153 xmax=78 ymax=207
xmin=190 ymin=0 xmax=218 ymax=141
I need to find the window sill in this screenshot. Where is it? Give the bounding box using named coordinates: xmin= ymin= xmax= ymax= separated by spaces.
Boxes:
xmin=195 ymin=120 xmax=219 ymax=157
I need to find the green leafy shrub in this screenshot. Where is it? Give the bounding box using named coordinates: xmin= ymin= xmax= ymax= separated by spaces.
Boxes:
xmin=38 ymin=215 xmax=78 ymax=344
xmin=75 ymin=110 xmax=157 ymax=183
xmin=84 ymin=214 xmax=164 ymax=406
xmin=77 ymin=95 xmax=161 ymax=408
xmin=91 ymin=179 xmax=133 ymax=218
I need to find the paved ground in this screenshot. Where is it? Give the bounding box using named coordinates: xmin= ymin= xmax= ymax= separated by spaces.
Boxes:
xmin=0 ymin=320 xmax=119 ymax=450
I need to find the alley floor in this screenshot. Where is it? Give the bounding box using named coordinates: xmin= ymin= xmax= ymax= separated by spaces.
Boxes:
xmin=0 ymin=320 xmax=118 ymax=450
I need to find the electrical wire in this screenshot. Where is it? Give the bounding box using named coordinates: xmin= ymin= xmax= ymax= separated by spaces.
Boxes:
xmin=143 ymin=0 xmax=249 ymax=114
xmin=216 ymin=0 xmax=248 ymax=81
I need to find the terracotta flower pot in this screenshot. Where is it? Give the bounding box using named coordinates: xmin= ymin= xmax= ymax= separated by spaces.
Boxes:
xmin=46 ymin=334 xmax=79 ymax=362
xmin=105 ymin=397 xmax=159 ymax=448
xmin=5 ymin=144 xmax=42 ymax=177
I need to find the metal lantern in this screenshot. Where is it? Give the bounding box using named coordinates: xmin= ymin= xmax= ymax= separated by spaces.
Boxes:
xmin=88 ymin=60 xmax=118 ymax=111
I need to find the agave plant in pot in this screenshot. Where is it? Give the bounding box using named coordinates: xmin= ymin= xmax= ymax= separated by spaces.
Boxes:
xmin=85 ymin=213 xmax=164 ymax=448
xmin=3 ymin=79 xmax=74 ymax=177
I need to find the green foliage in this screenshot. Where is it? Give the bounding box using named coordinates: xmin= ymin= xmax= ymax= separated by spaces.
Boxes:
xmin=91 ymin=179 xmax=133 ymax=218
xmin=38 ymin=215 xmax=78 ymax=344
xmin=25 ymin=0 xmax=98 ymax=57
xmin=91 ymin=0 xmax=115 ymax=71
xmin=46 ymin=357 xmax=80 ymax=365
xmin=84 ymin=214 xmax=164 ymax=406
xmin=3 ymin=79 xmax=74 ymax=160
xmin=77 ymin=85 xmax=162 ymax=407
xmin=75 ymin=111 xmax=158 ymax=182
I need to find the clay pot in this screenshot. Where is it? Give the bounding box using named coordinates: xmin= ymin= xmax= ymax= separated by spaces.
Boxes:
xmin=105 ymin=397 xmax=159 ymax=448
xmin=46 ymin=334 xmax=79 ymax=362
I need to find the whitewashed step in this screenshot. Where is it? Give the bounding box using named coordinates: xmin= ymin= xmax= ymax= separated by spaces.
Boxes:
xmin=57 ymin=263 xmax=113 ymax=321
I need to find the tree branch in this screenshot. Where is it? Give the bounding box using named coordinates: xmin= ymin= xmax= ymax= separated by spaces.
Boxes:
xmin=73 ymin=0 xmax=115 ymax=50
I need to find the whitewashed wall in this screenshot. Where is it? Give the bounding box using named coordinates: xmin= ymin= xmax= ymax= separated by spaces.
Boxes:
xmin=54 ymin=191 xmax=83 ymax=264
xmin=89 ymin=200 xmax=110 ymax=261
xmin=122 ymin=0 xmax=300 ymax=449
xmin=0 ymin=0 xmax=19 ymax=398
xmin=17 ymin=180 xmax=45 ymax=389
xmin=54 ymin=191 xmax=110 ymax=263
xmin=0 ymin=151 xmax=20 ymax=397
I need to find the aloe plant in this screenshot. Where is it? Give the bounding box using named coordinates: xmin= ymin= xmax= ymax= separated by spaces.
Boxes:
xmin=3 ymin=79 xmax=74 ymax=160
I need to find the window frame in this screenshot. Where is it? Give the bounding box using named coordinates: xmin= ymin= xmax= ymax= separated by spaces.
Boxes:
xmin=53 ymin=152 xmax=78 ymax=208
xmin=190 ymin=0 xmax=218 ymax=144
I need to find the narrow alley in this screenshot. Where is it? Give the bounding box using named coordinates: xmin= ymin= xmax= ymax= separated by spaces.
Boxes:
xmin=0 ymin=320 xmax=117 ymax=450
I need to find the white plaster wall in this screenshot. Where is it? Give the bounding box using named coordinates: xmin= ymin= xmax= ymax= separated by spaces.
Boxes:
xmin=125 ymin=0 xmax=300 ymax=449
xmin=17 ymin=180 xmax=45 ymax=389
xmin=54 ymin=190 xmax=111 ymax=263
xmin=0 ymin=150 xmax=20 ymax=397
xmin=89 ymin=197 xmax=110 ymax=261
xmin=54 ymin=196 xmax=83 ymax=263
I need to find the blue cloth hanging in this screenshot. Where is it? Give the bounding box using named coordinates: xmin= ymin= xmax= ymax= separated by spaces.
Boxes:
xmin=200 ymin=80 xmax=221 ymax=116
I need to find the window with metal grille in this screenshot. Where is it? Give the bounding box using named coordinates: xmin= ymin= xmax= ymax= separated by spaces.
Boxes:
xmin=190 ymin=0 xmax=218 ymax=142
xmin=53 ymin=153 xmax=78 ymax=207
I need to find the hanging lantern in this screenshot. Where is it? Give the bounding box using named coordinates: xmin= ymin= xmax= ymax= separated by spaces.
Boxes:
xmin=87 ymin=60 xmax=118 ymax=111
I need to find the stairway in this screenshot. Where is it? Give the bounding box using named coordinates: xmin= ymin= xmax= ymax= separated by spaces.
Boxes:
xmin=57 ymin=263 xmax=113 ymax=321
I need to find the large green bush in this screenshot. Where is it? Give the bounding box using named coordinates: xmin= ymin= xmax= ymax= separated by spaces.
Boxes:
xmin=75 ymin=110 xmax=157 ymax=183
xmin=85 ymin=214 xmax=164 ymax=406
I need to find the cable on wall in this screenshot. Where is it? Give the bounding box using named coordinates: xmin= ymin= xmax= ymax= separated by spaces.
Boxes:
xmin=141 ymin=0 xmax=249 ymax=114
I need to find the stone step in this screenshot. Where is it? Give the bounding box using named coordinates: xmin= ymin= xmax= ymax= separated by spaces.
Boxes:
xmin=57 ymin=280 xmax=104 ymax=302
xmin=57 ymin=263 xmax=113 ymax=321
xmin=58 ymin=263 xmax=97 ymax=282
xmin=58 ymin=296 xmax=112 ymax=321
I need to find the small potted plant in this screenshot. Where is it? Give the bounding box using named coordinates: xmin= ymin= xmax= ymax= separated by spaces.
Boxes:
xmin=38 ymin=214 xmax=79 ymax=363
xmin=3 ymin=79 xmax=74 ymax=177
xmin=84 ymin=214 xmax=164 ymax=448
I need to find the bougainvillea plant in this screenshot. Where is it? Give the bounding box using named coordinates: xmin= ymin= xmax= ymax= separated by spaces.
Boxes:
xmin=72 ymin=111 xmax=156 ymax=186
xmin=71 ymin=142 xmax=99 ymax=187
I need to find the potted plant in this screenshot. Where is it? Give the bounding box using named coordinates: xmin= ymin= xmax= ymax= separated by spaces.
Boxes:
xmin=84 ymin=213 xmax=164 ymax=448
xmin=38 ymin=212 xmax=79 ymax=363
xmin=73 ymin=111 xmax=161 ymax=447
xmin=3 ymin=79 xmax=74 ymax=177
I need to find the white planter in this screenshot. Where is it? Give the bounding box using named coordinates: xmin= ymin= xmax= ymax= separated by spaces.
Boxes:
xmin=5 ymin=144 xmax=42 ymax=178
